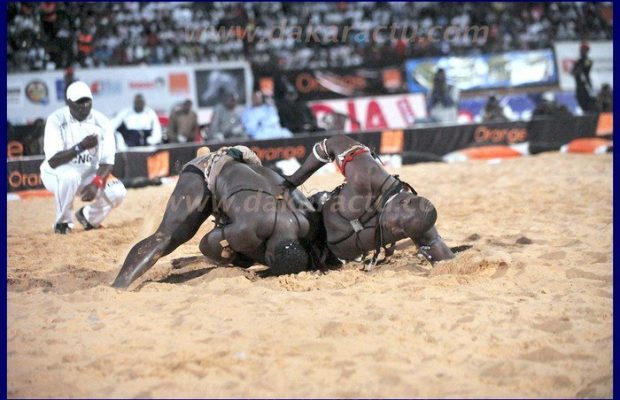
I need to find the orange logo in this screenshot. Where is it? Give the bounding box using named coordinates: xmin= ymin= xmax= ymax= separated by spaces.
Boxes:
xmin=8 ymin=171 xmax=42 ymax=189
xmin=147 ymin=151 xmax=170 ymax=179
xmin=168 ymin=73 xmax=189 ymax=93
xmin=474 ymin=126 xmax=527 ymax=144
xmin=7 ymin=141 xmax=24 ymax=158
xmin=380 ymin=130 xmax=404 ymax=154
xmin=250 ymin=146 xmax=306 ymax=161
xmin=382 ymin=69 xmax=403 ymax=89
xmin=596 ymin=112 xmax=613 ymax=136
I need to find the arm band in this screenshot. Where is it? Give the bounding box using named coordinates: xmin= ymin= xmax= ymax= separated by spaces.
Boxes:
xmin=312 ymin=141 xmax=331 ymax=163
xmin=92 ymin=175 xmax=105 ymax=189
xmin=74 ymin=144 xmax=85 ymax=153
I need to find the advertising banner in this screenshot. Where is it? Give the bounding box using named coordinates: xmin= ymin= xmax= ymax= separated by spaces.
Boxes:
xmin=256 ymin=65 xmax=408 ymax=101
xmin=308 ymin=93 xmax=428 ymax=133
xmin=7 ymin=116 xmax=599 ymax=193
xmin=406 ymin=49 xmax=558 ymax=93
xmin=7 ymin=61 xmax=253 ymax=125
xmin=554 ymin=41 xmax=613 ymax=91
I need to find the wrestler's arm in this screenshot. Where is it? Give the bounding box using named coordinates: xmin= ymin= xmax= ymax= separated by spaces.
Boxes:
xmin=414 ymin=226 xmax=455 ymax=263
xmin=285 ymin=140 xmax=333 ymax=187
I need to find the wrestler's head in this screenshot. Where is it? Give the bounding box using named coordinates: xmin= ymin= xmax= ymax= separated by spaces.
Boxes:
xmin=268 ymin=239 xmax=310 ymax=276
xmin=386 ymin=192 xmax=437 ymax=238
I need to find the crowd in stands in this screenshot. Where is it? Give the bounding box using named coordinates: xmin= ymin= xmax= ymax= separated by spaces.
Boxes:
xmin=8 ymin=2 xmax=613 ymax=72
xmin=7 ymin=2 xmax=613 ymax=156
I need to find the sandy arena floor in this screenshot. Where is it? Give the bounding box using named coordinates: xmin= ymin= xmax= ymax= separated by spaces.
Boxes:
xmin=7 ymin=152 xmax=613 ymax=398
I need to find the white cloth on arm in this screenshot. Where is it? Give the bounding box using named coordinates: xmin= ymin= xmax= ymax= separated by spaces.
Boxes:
xmin=40 ymin=106 xmax=126 ymax=226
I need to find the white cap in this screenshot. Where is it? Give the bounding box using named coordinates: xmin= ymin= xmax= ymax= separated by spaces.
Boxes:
xmin=66 ymin=81 xmax=93 ymax=102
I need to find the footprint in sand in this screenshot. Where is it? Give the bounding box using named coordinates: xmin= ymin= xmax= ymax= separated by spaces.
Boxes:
xmin=565 ymin=268 xmax=612 ymax=283
xmin=530 ymin=318 xmax=572 ymax=334
xmin=515 ymin=236 xmax=533 ymax=245
xmin=319 ymin=321 xmax=370 ymax=337
xmin=584 ymin=251 xmax=610 ymax=263
xmin=538 ymin=251 xmax=566 ymax=260
xmin=480 ymin=361 xmax=516 ymax=385
xmin=466 ymin=233 xmax=481 ymax=241
xmin=575 ymin=375 xmax=612 ymax=398
xmin=8 ymin=277 xmax=53 ymax=292
xmin=519 ymin=346 xmax=566 ymax=363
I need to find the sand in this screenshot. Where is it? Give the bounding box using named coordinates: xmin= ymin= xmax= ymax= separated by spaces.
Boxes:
xmin=7 ymin=152 xmax=613 ymax=398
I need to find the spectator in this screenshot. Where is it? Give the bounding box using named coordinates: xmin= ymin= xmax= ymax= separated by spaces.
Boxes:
xmin=111 ymin=94 xmax=162 ymax=148
xmin=596 ymin=83 xmax=613 ymax=113
xmin=76 ymin=23 xmax=94 ymax=67
xmin=208 ymin=92 xmax=247 ymax=142
xmin=427 ymin=68 xmax=459 ymax=123
xmin=572 ymin=41 xmax=596 ymax=113
xmin=166 ymin=100 xmax=199 ymax=143
xmin=241 ymin=91 xmax=292 ymax=140
xmin=7 ymin=3 xmax=615 ymax=73
xmin=482 ymin=95 xmax=509 ymax=122
xmin=63 ymin=67 xmax=77 ymax=104
xmin=22 ymin=118 xmax=46 ymax=156
xmin=275 ymin=88 xmax=320 ymax=134
xmin=39 ymin=2 xmax=58 ymax=38
xmin=532 ymin=92 xmax=571 ymax=118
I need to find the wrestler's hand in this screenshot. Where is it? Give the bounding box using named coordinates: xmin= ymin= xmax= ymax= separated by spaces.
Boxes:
xmin=80 ymin=183 xmax=99 ymax=202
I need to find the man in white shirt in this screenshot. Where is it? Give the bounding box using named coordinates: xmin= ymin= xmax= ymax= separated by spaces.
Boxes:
xmin=40 ymin=81 xmax=127 ymax=234
xmin=111 ymin=94 xmax=162 ymax=148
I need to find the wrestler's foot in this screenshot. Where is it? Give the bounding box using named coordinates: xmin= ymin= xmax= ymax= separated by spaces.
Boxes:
xmin=54 ymin=223 xmax=72 ymax=234
xmin=75 ymin=207 xmax=98 ymax=231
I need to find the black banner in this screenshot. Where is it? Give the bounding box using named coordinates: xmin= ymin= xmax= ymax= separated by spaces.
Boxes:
xmin=403 ymin=121 xmax=530 ymax=157
xmin=527 ymin=114 xmax=599 ymax=152
xmin=256 ymin=65 xmax=408 ymax=101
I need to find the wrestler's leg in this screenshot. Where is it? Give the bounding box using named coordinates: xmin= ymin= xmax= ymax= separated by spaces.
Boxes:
xmin=198 ymin=227 xmax=255 ymax=268
xmin=112 ymin=172 xmax=212 ymax=289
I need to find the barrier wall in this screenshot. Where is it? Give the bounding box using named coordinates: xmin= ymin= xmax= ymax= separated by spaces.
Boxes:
xmin=6 ymin=115 xmax=601 ymax=193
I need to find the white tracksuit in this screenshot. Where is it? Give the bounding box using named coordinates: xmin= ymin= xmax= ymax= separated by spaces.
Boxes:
xmin=40 ymin=106 xmax=127 ymax=227
xmin=110 ymin=106 xmax=162 ymax=149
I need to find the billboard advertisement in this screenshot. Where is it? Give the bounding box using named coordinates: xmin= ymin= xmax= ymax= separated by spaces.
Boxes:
xmin=308 ymin=93 xmax=428 ymax=133
xmin=7 ymin=61 xmax=253 ymax=125
xmin=255 ymin=65 xmax=408 ymax=101
xmin=405 ymin=49 xmax=558 ymax=93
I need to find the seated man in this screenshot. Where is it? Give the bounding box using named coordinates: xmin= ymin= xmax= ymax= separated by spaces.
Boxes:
xmin=285 ymin=134 xmax=455 ymax=270
xmin=112 ymin=146 xmax=327 ymax=289
xmin=241 ymin=91 xmax=293 ymax=140
xmin=166 ymin=99 xmax=199 ymax=144
xmin=207 ymin=92 xmax=248 ymax=142
xmin=111 ymin=94 xmax=162 ymax=148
